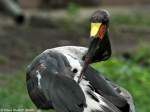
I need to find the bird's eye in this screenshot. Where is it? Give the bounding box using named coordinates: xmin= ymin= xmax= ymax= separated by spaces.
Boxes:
xmin=72 ymin=68 xmax=78 ymax=73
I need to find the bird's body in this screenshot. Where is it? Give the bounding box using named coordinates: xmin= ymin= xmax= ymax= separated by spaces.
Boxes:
xmin=26 ymin=10 xmax=135 ymax=112
xmin=44 ymin=46 xmax=120 ymax=112
xmin=27 ymin=46 xmax=134 ymax=112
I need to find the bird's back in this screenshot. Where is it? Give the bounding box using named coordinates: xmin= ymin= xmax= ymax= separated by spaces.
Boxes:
xmin=26 ymin=46 xmax=134 ymax=112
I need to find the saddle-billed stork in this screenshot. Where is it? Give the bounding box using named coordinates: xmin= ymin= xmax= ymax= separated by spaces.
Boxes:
xmin=26 ymin=10 xmax=135 ymax=112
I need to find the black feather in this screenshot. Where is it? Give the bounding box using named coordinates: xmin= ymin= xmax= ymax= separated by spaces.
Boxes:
xmin=51 ymin=75 xmax=86 ymax=112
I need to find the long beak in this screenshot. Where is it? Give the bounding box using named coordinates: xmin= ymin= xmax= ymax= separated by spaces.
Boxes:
xmin=78 ymin=23 xmax=106 ymax=83
xmin=78 ymin=38 xmax=101 ymax=83
xmin=77 ymin=56 xmax=91 ymax=83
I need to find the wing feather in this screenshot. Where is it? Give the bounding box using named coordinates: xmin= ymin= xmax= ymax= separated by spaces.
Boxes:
xmin=51 ymin=75 xmax=86 ymax=112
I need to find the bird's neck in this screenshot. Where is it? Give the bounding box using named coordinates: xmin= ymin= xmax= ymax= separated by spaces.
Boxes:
xmin=104 ymin=28 xmax=109 ymax=39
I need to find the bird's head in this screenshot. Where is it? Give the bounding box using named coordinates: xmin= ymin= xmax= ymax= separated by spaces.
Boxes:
xmin=85 ymin=10 xmax=111 ymax=62
xmin=78 ymin=10 xmax=111 ymax=83
xmin=90 ymin=10 xmax=109 ymax=39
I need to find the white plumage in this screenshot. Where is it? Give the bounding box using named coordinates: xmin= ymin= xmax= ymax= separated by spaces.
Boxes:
xmin=42 ymin=46 xmax=134 ymax=112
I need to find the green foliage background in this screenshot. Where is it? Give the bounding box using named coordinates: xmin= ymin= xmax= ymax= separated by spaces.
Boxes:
xmin=0 ymin=6 xmax=150 ymax=112
xmin=93 ymin=57 xmax=150 ymax=112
